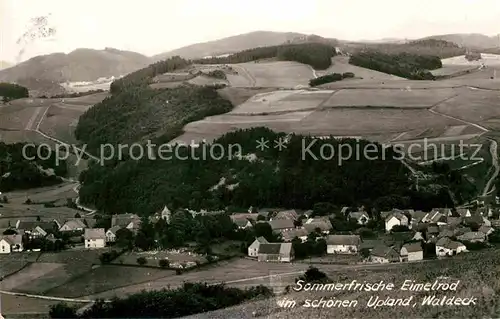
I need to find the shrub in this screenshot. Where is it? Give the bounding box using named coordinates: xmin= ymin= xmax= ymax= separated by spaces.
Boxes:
xmin=137 ymin=257 xmax=147 ymax=265
xmin=49 ymin=303 xmax=77 ymax=318
xmin=159 ymin=259 xmax=170 ymax=268
xmin=342 ymin=72 xmax=355 ymax=78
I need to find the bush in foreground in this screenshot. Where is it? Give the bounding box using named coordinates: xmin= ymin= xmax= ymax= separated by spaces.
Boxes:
xmin=51 ymin=283 xmax=273 ymax=318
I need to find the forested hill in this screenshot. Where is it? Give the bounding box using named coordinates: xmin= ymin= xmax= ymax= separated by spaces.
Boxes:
xmin=78 ymin=128 xmax=455 ymax=214
xmin=0 ymin=143 xmax=66 ymax=192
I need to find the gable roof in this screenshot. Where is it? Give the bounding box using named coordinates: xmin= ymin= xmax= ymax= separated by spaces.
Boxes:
xmin=269 ymin=219 xmax=295 ymax=230
xmin=279 ymin=243 xmax=293 ymax=256
xmin=230 ymin=213 xmax=259 ymax=222
xmin=1 ymin=234 xmax=22 ymax=246
xmin=257 ymin=243 xmax=282 ymax=254
xmin=303 ymin=219 xmax=332 ymax=232
xmin=274 ymin=210 xmax=299 ymax=220
xmin=386 ymin=212 xmax=408 ymax=223
xmin=348 ymin=211 xmax=369 ymax=220
xmin=371 ymin=245 xmax=399 ymax=258
xmin=61 ymin=219 xmax=87 ymax=230
xmin=234 ymin=219 xmax=252 ymax=227
xmin=84 ymin=228 xmax=106 ymax=240
xmin=401 ymin=242 xmax=422 ymax=253
xmin=17 ymin=220 xmax=55 ymax=231
xmin=281 ymin=228 xmax=309 ymax=241
xmin=255 ymin=236 xmax=268 ymax=244
xmin=326 ymin=234 xmax=361 ymax=246
xmin=457 ymin=232 xmax=486 ymax=241
xmin=111 ymin=214 xmax=141 ymax=228
xmin=106 ymin=225 xmax=122 ymax=235
xmin=479 ymin=225 xmax=493 ymax=234
xmin=85 ymin=218 xmax=97 ymax=228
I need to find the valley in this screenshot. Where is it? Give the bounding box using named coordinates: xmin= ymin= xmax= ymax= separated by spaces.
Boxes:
xmin=2 ymin=32 xmax=500 ymax=318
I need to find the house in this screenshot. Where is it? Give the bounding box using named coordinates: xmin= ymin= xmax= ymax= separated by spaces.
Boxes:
xmin=105 ymin=226 xmax=122 ymax=243
xmin=257 ymin=243 xmax=294 ymax=262
xmin=281 ymin=228 xmax=309 ymax=242
xmin=16 ymin=220 xmax=56 ymax=238
xmin=150 ymin=206 xmax=172 ymax=224
xmin=421 ymin=211 xmax=444 ymax=224
xmin=230 ymin=213 xmax=259 ymax=222
xmin=430 ymin=208 xmax=453 ymax=217
xmin=370 ymin=246 xmax=400 ymax=263
xmin=303 ymin=217 xmax=332 ymax=234
xmin=248 ymin=236 xmax=268 ymax=257
xmin=457 ymin=232 xmax=486 ymax=243
xmin=479 ymin=225 xmax=494 ymax=236
xmin=84 ymin=228 xmax=106 ymax=248
xmin=456 ymin=208 xmax=472 ymax=218
xmin=347 ymin=211 xmax=370 ymax=225
xmin=400 ymin=242 xmax=423 ymax=261
xmin=359 ymin=239 xmax=382 ymax=252
xmin=0 ymin=235 xmax=23 ymax=254
xmin=59 ymin=219 xmax=87 ymax=232
xmin=233 ymin=218 xmax=253 ymax=229
xmin=445 ymin=217 xmax=462 ymax=227
xmin=425 ymin=225 xmax=440 ymax=240
xmin=269 ymin=219 xmax=295 ymax=232
xmin=435 ymin=237 xmax=467 ymax=256
xmin=454 ymin=227 xmax=472 ymax=237
xmin=385 ymin=213 xmax=409 ymax=232
xmin=412 ymin=231 xmax=424 ymax=241
xmin=326 ymin=235 xmax=361 ymax=254
xmin=273 ymin=210 xmax=299 ymax=221
xmin=111 ymin=214 xmax=141 ymax=232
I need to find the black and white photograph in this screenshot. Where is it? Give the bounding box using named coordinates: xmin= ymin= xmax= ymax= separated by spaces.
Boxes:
xmin=1 ymin=0 xmax=500 ymax=318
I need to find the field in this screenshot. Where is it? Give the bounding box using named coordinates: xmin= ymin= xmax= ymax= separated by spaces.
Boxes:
xmin=231 ymin=61 xmax=313 ymax=88
xmin=321 ymin=88 xmax=458 ymax=108
xmin=318 ymin=56 xmax=405 ymax=80
xmin=0 ymin=252 xmax=40 ymax=278
xmin=115 ymin=250 xmax=207 ymax=267
xmin=0 ymin=293 xmax=80 ymax=317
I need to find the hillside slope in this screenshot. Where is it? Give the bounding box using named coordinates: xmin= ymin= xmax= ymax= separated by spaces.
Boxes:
xmin=419 ymin=33 xmax=500 ymax=49
xmin=152 ymin=31 xmax=308 ymax=61
xmin=0 ymin=48 xmax=151 ymax=84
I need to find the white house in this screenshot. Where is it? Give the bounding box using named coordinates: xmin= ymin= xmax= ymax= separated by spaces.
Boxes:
xmin=400 ymin=242 xmax=423 ymax=261
xmin=385 ymin=213 xmax=409 ymax=232
xmin=248 ymin=236 xmax=268 ymax=257
xmin=84 ymin=228 xmax=106 ymax=248
xmin=326 ymin=235 xmax=361 ymax=254
xmin=370 ymin=246 xmax=400 ymax=263
xmin=59 ymin=219 xmax=87 ymax=232
xmin=435 ymin=237 xmax=467 ymax=257
xmin=105 ymin=226 xmax=122 ymax=243
xmin=0 ymin=235 xmax=23 ymax=254
xmin=456 ymin=208 xmax=472 ymax=218
xmin=347 ymin=211 xmax=370 ymax=225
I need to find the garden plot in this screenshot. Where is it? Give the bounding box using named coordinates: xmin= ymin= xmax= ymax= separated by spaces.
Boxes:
xmin=322 ymin=88 xmax=458 ymax=108
xmin=0 ymin=263 xmax=63 ymax=291
xmin=115 ymin=250 xmax=207 ymax=268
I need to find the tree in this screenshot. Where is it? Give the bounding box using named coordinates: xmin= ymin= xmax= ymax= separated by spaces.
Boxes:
xmin=137 ymin=257 xmax=147 ymax=265
xmin=25 ymin=198 xmax=32 ymax=204
xmin=2 ymin=228 xmax=17 ymax=235
xmin=159 ymin=259 xmax=170 ymax=268
xmin=2 ymin=195 xmax=7 ymax=203
xmin=360 ymin=247 xmax=371 ymax=258
xmin=116 ymin=228 xmax=134 ymax=249
xmin=36 ymin=215 xmax=41 ymax=221
xmin=297 ymin=266 xmax=329 ymax=283
xmin=74 ymin=212 xmax=81 ymax=218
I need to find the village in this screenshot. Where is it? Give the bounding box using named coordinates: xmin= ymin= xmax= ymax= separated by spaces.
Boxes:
xmin=1 ymin=201 xmax=499 ymax=266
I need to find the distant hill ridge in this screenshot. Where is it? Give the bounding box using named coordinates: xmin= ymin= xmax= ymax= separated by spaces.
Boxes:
xmin=419 ymin=33 xmax=500 ymax=49
xmin=152 ymin=31 xmax=338 ymax=61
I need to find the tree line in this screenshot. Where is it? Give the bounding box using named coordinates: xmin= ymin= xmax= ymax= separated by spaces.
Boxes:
xmin=0 ymin=142 xmax=66 ymax=191
xmin=309 ymin=72 xmax=355 ymax=87
xmin=349 ymin=51 xmax=442 ymax=80
xmin=0 ymin=82 xmax=29 ymax=102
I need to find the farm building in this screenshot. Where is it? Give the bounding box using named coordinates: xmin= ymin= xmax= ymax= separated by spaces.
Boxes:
xmin=326 ymin=235 xmax=361 ymax=254
xmin=400 ymin=242 xmax=423 ymax=262
xmin=84 ymin=228 xmax=106 ymax=249
xmin=435 ymin=237 xmax=467 ymax=256
xmin=370 ymin=246 xmax=400 ymax=263
xmin=248 ymin=236 xmax=268 ymax=257
xmin=105 ymin=225 xmax=122 ymax=243
xmin=111 ymin=214 xmax=141 ymax=232
xmin=0 ymin=235 xmax=23 ymax=254
xmin=59 ymin=219 xmax=87 ymax=232
xmin=385 ymin=213 xmax=409 ymax=232
xmin=257 ymin=242 xmax=294 ymax=262
xmin=269 ymin=219 xmax=295 ymax=232
xmin=457 ymin=232 xmax=486 ymax=243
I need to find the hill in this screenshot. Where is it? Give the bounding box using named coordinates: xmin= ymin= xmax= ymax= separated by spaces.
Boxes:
xmin=419 ymin=33 xmax=500 ymax=49
xmin=152 ymin=31 xmax=309 ymax=61
xmin=0 ymin=48 xmax=151 ymax=95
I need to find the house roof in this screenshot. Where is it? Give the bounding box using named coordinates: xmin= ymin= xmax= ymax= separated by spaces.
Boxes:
xmin=454 ymin=227 xmax=472 ymax=236
xmin=17 ymin=220 xmax=55 ymax=231
xmin=446 ymin=217 xmax=462 ymax=227
xmin=84 ymin=228 xmax=106 ymax=240
xmin=106 ymin=225 xmax=122 ymax=235
xmin=111 ymin=214 xmax=141 ymax=228
xmin=279 ymin=243 xmax=293 ymax=256
xmin=457 ymin=232 xmax=486 ymax=241
xmin=258 ymin=243 xmax=282 ymax=254
xmin=234 ymin=219 xmax=252 ymax=227
xmin=255 ymin=236 xmax=268 ymax=244
xmin=230 ymin=213 xmax=259 ymax=222
xmin=348 ymin=211 xmax=369 ymax=220
xmin=269 ymin=219 xmax=295 ymax=230
xmin=456 ymin=208 xmax=470 ymax=217
xmin=386 ymin=212 xmax=408 ymax=223
xmin=402 ymin=242 xmax=422 ymax=253
xmin=436 ymin=237 xmax=465 ymax=249
xmin=303 ymin=219 xmax=332 ymax=232
xmin=281 ymin=228 xmax=308 ymax=241
xmin=479 ymin=225 xmax=493 ymax=234
xmin=326 ymin=235 xmax=361 ymax=246
xmin=1 ymin=234 xmax=22 ymax=246
xmin=426 ymin=225 xmax=439 ymax=234
xmin=61 ymin=219 xmax=87 ymax=230
xmin=371 ymin=245 xmax=399 ymax=258
xmin=360 ymin=239 xmax=381 ymax=250
xmin=274 ymin=210 xmax=299 ymax=220
xmin=85 ymin=218 xmax=97 ymax=228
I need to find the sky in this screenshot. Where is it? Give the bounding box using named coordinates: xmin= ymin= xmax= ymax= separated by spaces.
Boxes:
xmin=1 ymin=0 xmax=500 ymax=62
